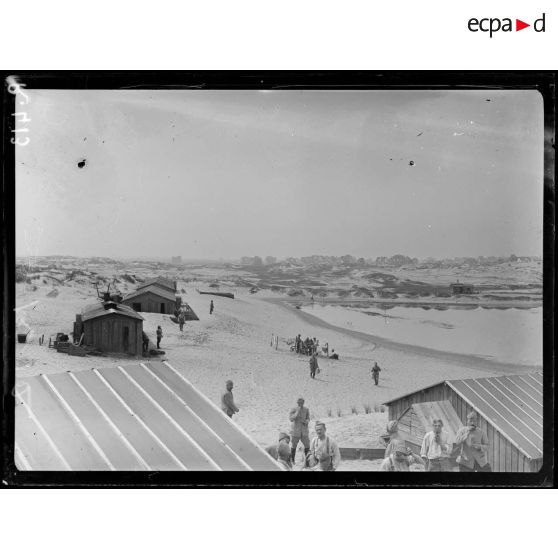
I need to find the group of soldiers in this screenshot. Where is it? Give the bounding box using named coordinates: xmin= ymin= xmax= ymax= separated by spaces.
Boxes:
xmin=220 ymin=385 xmax=340 ymax=471
xmin=221 ymin=379 xmax=491 ymax=472
xmin=265 ymin=397 xmax=341 ymax=471
xmin=380 ymin=411 xmax=491 ymax=472
xmin=294 ymin=334 xmax=320 ymax=356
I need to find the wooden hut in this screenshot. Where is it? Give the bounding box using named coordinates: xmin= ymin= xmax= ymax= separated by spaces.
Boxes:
xmin=122 ymin=284 xmax=177 ymax=314
xmin=450 ymin=282 xmax=474 ymax=295
xmin=74 ymin=301 xmax=144 ymax=356
xmin=383 ymin=372 xmax=543 ymax=472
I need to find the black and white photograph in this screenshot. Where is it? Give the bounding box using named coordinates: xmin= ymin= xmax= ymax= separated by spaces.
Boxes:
xmin=5 ymin=73 xmax=553 ymax=481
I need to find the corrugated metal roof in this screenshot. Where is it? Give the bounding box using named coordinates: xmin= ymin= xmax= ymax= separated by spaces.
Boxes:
xmin=447 ymin=372 xmax=543 ymax=460
xmin=15 ymin=361 xmax=281 ymax=471
xmin=123 ymin=285 xmax=177 ymax=302
xmin=81 ymin=302 xmax=144 ymax=322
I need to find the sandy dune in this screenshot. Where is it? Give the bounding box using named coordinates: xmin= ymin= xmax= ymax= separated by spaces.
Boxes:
xmin=15 ymin=281 xmax=539 ymax=462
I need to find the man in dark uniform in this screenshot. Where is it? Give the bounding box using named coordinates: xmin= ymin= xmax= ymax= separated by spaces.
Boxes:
xmin=371 ymin=361 xmax=381 ymax=385
xmin=309 ymin=353 xmax=319 ymax=379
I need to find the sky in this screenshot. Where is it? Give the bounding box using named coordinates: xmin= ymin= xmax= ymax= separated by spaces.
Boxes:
xmin=16 ymin=88 xmax=544 ymax=260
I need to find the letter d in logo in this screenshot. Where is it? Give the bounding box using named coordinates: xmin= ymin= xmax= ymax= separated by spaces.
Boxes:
xmin=534 ymin=13 xmax=546 ymax=32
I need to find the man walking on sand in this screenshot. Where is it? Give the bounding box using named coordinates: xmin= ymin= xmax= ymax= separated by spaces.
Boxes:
xmin=309 ymin=352 xmax=319 ymax=379
xmin=156 ymin=325 xmax=163 ymax=349
xmin=308 ymin=421 xmax=341 ymax=471
xmin=221 ymin=380 xmax=239 ymax=419
xmin=454 ymin=412 xmax=491 ymax=472
xmin=371 ymin=361 xmax=381 ymax=385
xmin=178 ymin=311 xmax=185 ymax=332
xmin=420 ymin=418 xmax=453 ymax=472
xmin=210 ymin=300 xmax=214 ymax=315
xmin=289 ymin=397 xmax=311 ymax=464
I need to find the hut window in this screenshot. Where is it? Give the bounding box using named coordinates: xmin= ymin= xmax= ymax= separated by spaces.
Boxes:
xmin=123 ymin=326 xmax=129 ymax=352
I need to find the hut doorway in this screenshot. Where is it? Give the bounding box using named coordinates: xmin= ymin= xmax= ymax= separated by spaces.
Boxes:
xmin=122 ymin=326 xmax=129 ymax=352
xmin=132 ymin=303 xmax=142 ymax=312
xmin=160 ymin=302 xmax=165 ymax=313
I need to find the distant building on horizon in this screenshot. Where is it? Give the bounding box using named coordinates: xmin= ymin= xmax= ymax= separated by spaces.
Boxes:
xmin=450 ymin=281 xmax=475 ymax=295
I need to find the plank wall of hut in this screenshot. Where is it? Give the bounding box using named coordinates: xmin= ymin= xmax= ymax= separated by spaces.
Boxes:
xmin=123 ymin=290 xmax=176 ymax=314
xmin=74 ymin=311 xmax=143 ymax=356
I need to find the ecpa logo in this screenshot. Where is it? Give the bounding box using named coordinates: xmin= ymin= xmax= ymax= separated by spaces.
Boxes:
xmin=468 ymin=13 xmax=546 ymax=37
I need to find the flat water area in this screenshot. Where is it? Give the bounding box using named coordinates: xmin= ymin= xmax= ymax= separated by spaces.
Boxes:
xmin=301 ymin=303 xmax=542 ymax=366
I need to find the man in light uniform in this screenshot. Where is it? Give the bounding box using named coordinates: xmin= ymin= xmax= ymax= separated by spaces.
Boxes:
xmin=289 ymin=397 xmax=311 ymax=465
xmin=454 ymin=411 xmax=491 ymax=472
xmin=420 ymin=418 xmax=453 ymax=472
xmin=308 ymin=421 xmax=341 ymax=471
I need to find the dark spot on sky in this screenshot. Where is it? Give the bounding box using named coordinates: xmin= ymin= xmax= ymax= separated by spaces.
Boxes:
xmin=77 ymin=159 xmax=86 ymax=168
xmin=486 ymin=99 xmax=491 ymax=102
xmin=417 ymin=132 xmax=423 ymax=137
xmin=409 ymin=161 xmax=415 ymax=166
xmin=83 ymin=137 xmax=87 ymax=141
